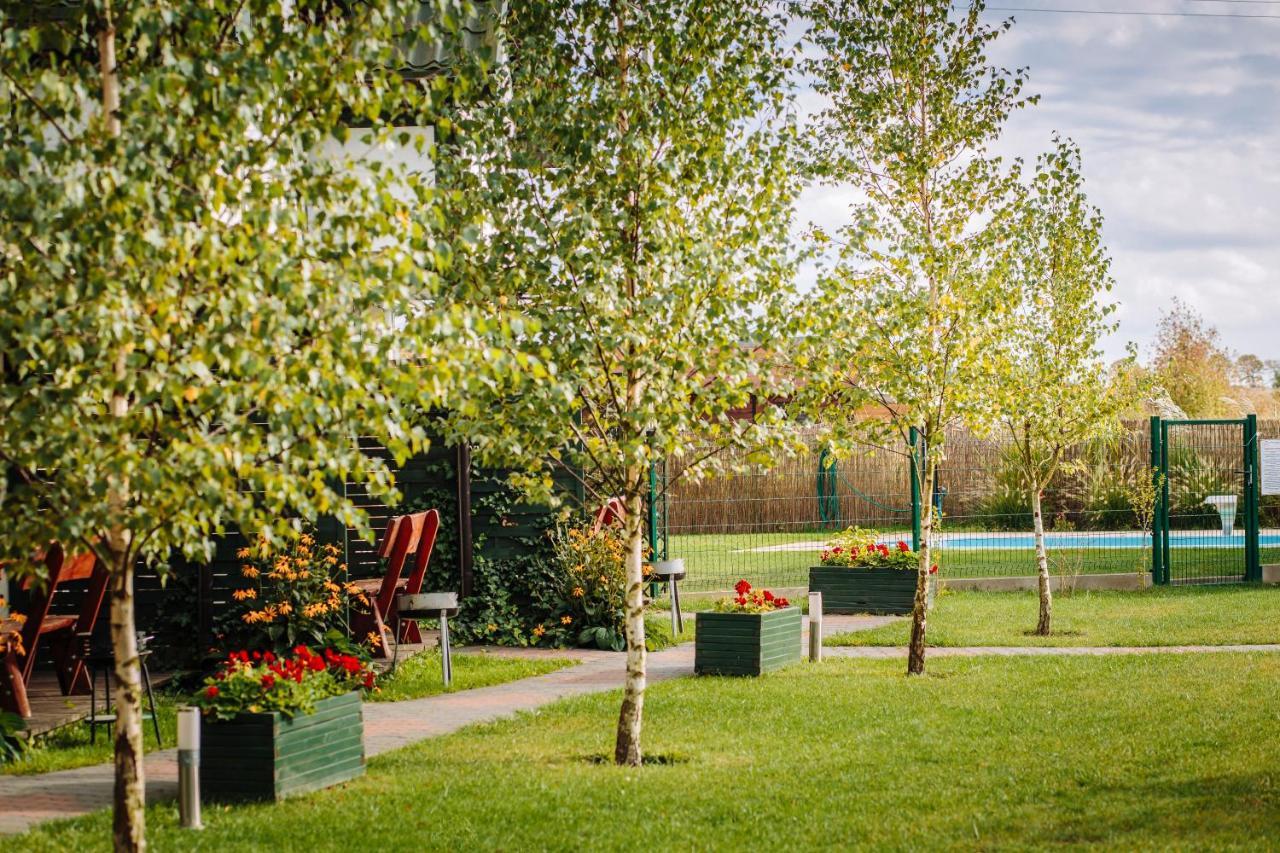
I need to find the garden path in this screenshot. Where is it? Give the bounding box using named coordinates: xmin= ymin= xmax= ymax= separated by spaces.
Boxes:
xmin=4 ymin=614 xmax=1279 ymax=836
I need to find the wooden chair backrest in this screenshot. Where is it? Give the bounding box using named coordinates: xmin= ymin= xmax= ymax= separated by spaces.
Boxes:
xmin=374 ymin=512 xmax=427 ymax=616
xmin=18 ymin=544 xmax=109 ymax=680
xmin=591 ymin=497 xmax=626 ymax=534
xmin=401 ymin=509 xmax=441 ymax=599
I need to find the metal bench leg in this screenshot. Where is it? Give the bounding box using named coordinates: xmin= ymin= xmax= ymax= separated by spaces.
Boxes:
xmin=671 ymin=579 xmax=684 ymax=636
xmin=141 ymin=660 xmax=161 ymax=748
xmin=439 ymin=612 xmax=451 ymax=687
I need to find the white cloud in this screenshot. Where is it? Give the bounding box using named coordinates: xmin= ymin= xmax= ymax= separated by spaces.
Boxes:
xmin=795 ymin=8 xmax=1280 ymax=362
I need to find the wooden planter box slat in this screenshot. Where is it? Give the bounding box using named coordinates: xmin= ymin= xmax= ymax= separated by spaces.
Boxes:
xmin=201 ymin=691 xmax=365 ymax=802
xmin=695 ymin=607 xmax=802 ymax=676
xmin=808 ymin=566 xmax=931 ymax=615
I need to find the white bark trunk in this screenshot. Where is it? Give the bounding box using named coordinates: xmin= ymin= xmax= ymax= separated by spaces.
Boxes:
xmin=613 ymin=482 xmax=647 ymax=765
xmin=907 ymin=459 xmax=934 ymax=675
xmin=110 ymin=557 xmax=146 ymax=852
xmin=1032 ymin=488 xmax=1052 ymax=636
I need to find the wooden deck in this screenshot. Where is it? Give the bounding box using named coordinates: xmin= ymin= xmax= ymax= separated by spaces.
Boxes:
xmin=19 ymin=669 xmax=173 ymax=740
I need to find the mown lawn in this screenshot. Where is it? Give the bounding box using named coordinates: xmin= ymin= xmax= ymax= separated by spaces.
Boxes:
xmin=829 ymin=585 xmax=1280 ymax=647
xmin=2 ymin=696 xmax=179 ymax=777
xmin=3 ymin=653 xmax=573 ymax=777
xmin=371 ymin=650 xmax=575 ymax=703
xmin=672 ymin=530 xmax=1280 ymax=593
xmin=16 ymin=653 xmax=1280 ymax=850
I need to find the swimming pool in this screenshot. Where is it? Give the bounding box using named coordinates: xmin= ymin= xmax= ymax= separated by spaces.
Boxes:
xmin=924 ymin=531 xmax=1280 ymax=550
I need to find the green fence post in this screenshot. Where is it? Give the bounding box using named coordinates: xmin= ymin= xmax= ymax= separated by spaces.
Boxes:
xmin=910 ymin=427 xmax=922 ymax=553
xmin=1149 ymin=416 xmax=1163 ymax=585
xmin=1160 ymin=419 xmax=1172 ymax=584
xmin=647 ymin=459 xmax=661 ymax=596
xmin=1245 ymin=413 xmax=1261 ymax=582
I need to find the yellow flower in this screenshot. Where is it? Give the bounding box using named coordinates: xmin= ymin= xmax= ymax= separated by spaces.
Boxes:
xmin=241 ymin=565 xmax=260 ymax=579
xmin=236 ymin=547 xmax=253 ymax=559
xmin=232 ymin=588 xmax=256 ymax=601
xmin=487 ymin=623 xmax=498 ymax=633
xmin=532 ymin=625 xmax=546 ymax=637
xmin=277 ymin=602 xmax=292 ymax=615
xmin=300 ymin=534 xmax=315 ymax=547
xmin=571 ymin=586 xmax=585 ymax=598
xmin=560 ymin=616 xmax=572 ymax=625
xmin=367 ymin=631 xmax=382 ymax=649
xmin=598 ymin=575 xmax=609 ymax=584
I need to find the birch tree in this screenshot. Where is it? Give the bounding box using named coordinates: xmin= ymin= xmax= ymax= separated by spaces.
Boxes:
xmin=437 ymin=0 xmax=802 ymax=765
xmin=804 ymin=0 xmax=1031 ymax=675
xmin=999 ymin=138 xmax=1138 ymax=635
xmin=0 ymin=3 xmax=499 ymax=848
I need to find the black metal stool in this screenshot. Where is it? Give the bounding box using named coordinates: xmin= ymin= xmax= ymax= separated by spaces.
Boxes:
xmin=392 ymin=592 xmax=460 ymax=684
xmin=79 ymin=631 xmax=162 ymax=747
xmin=651 ymin=559 xmax=686 ymax=636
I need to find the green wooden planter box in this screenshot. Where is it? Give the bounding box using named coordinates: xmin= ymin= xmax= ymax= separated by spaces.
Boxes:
xmin=695 ymin=606 xmax=802 ymax=676
xmin=809 ymin=566 xmax=932 ymax=615
xmin=201 ymin=691 xmax=365 ymax=802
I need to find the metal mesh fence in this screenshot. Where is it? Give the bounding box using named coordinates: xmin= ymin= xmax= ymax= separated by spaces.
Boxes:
xmin=663 ymin=421 xmax=1280 ymax=595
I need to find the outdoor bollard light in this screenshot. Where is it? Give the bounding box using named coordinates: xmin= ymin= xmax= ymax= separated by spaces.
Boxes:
xmin=395 ymin=592 xmax=460 ymax=686
xmin=177 ymin=706 xmax=203 ymax=830
xmin=808 ymin=591 xmax=823 ymax=663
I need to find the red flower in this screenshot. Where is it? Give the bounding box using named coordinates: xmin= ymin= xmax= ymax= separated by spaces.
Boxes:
xmin=362 ymin=671 xmax=376 ymax=690
xmin=261 ymin=674 xmax=276 ymax=689
xmin=877 ymin=544 xmax=889 ymax=556
xmin=308 ymin=656 xmax=325 ymax=672
xmin=763 ymin=590 xmax=774 ymax=602
xmin=734 ymin=595 xmax=747 ymax=606
xmin=292 ymin=645 xmax=310 ymax=658
xmin=205 ymin=685 xmax=220 ymax=699
xmin=929 ymin=564 xmax=938 ymax=575
xmin=831 ymin=546 xmax=843 ymax=554
xmin=897 ymin=541 xmax=910 ymax=552
xmin=263 ymin=651 xmax=276 ymax=663
xmin=734 ymin=579 xmax=751 ymax=595
xmin=776 ymin=597 xmax=789 ymax=608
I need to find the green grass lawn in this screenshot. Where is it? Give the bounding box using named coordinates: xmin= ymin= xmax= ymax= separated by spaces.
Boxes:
xmin=3 ymin=696 xmax=179 ymax=777
xmin=829 ymin=585 xmax=1280 ymax=648
xmin=671 ymin=530 xmax=1280 ymax=592
xmin=365 ymin=651 xmax=576 ymax=703
xmin=16 ymin=653 xmax=1280 ymax=850
xmin=3 ymin=653 xmax=573 ymax=776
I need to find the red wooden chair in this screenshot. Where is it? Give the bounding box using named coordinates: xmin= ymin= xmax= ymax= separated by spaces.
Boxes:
xmin=16 ymin=544 xmax=109 ymax=695
xmin=591 ymin=497 xmax=626 ymax=534
xmin=391 ymin=508 xmax=440 ymax=646
xmin=351 ymin=512 xmax=428 ymax=658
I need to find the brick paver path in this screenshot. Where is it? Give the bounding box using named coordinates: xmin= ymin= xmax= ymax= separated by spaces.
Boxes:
xmin=3 ymin=613 xmax=1277 ymax=836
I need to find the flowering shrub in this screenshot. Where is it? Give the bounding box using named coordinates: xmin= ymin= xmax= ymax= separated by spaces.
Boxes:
xmin=217 ymin=533 xmax=375 ymax=658
xmin=539 ymin=524 xmax=633 ymax=650
xmin=713 ymin=580 xmax=791 ymax=614
xmin=193 ymin=645 xmax=376 ymax=721
xmin=0 ymin=596 xmax=25 ymax=656
xmin=819 ymin=527 xmax=935 ymax=574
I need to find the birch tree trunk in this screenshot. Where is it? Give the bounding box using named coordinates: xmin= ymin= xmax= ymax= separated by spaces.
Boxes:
xmin=907 ymin=459 xmax=935 ymax=675
xmin=1032 ymin=487 xmax=1053 ymax=636
xmin=98 ymin=7 xmax=146 ymax=849
xmin=109 ymin=555 xmax=146 ymax=852
xmin=613 ymin=480 xmax=647 ymax=766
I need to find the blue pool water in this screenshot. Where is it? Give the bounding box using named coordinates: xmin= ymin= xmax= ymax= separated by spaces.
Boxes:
xmin=934 ymin=531 xmax=1280 ymax=550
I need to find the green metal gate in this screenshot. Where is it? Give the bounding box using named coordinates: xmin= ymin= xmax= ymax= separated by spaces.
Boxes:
xmin=1151 ymin=415 xmax=1261 ymax=585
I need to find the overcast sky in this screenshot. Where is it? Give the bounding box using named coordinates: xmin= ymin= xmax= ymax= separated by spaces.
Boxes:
xmin=793 ymin=3 xmax=1280 ymax=364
